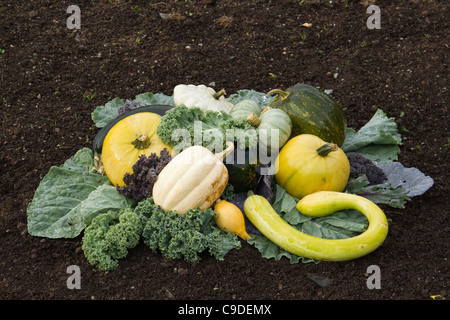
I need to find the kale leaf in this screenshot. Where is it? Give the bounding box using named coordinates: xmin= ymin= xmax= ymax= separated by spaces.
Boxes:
xmin=117 ymin=148 xmax=172 ymax=201
xmin=156 ymin=105 xmax=258 ymax=153
xmin=135 ymin=198 xmax=241 ymax=263
xmin=82 ymin=208 xmax=144 ymax=271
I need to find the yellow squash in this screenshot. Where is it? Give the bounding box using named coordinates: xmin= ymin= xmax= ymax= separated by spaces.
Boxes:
xmin=102 ymin=112 xmax=172 ymax=187
xmin=244 ymin=191 xmax=389 ymax=261
xmin=214 ymin=200 xmax=251 ymax=240
xmin=274 ymin=134 xmax=350 ymax=199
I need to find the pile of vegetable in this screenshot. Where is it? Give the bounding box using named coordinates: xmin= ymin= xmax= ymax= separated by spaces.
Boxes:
xmin=27 ymin=83 xmax=434 ymax=271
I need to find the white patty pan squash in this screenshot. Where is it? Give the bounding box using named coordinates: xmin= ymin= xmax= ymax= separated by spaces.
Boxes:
xmin=152 ymin=141 xmax=234 ymax=215
xmin=173 ymin=84 xmax=234 ymax=113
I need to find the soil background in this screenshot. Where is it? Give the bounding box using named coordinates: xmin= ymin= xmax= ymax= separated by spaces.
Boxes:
xmin=0 ymin=0 xmax=448 ymax=302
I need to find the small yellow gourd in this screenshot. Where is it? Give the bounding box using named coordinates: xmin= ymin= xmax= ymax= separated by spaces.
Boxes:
xmin=152 ymin=142 xmax=234 ymax=215
xmin=213 ymin=200 xmax=251 ymax=240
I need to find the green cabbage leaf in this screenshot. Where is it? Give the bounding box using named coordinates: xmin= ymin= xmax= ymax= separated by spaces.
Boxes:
xmin=27 ymin=148 xmax=134 ymax=239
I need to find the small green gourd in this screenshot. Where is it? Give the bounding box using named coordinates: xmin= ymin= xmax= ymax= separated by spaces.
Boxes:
xmin=230 ymin=101 xmax=292 ymax=151
xmin=257 ymin=107 xmax=292 ymax=151
xmin=229 ymin=99 xmax=262 ymax=121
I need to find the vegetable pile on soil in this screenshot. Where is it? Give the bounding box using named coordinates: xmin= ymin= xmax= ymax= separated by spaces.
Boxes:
xmin=1 ymin=0 xmax=448 ymax=300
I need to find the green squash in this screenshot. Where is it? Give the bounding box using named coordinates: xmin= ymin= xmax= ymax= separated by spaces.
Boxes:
xmin=229 ymin=99 xmax=262 ymax=121
xmin=93 ymin=105 xmax=173 ymax=154
xmin=230 ymin=100 xmax=292 ymax=151
xmin=268 ymin=83 xmax=347 ymax=146
xmin=257 ymin=108 xmax=292 ymax=151
xmin=224 ymin=143 xmax=259 ymax=193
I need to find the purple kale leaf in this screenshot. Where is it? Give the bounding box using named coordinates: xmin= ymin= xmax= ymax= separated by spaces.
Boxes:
xmin=117 ymin=148 xmax=172 ymax=201
xmin=118 ymin=101 xmax=142 ymax=115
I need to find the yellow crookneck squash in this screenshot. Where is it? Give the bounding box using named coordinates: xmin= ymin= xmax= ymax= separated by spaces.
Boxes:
xmin=102 ymin=112 xmax=172 ymax=187
xmin=274 ymin=134 xmax=350 ymax=199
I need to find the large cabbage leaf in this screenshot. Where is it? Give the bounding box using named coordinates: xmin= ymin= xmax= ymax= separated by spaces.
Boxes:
xmin=341 ymin=109 xmax=402 ymax=163
xmin=27 ymin=148 xmax=134 ymax=239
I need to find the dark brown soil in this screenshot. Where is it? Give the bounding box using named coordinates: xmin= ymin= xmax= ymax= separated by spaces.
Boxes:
xmin=1 ymin=0 xmax=448 ymax=302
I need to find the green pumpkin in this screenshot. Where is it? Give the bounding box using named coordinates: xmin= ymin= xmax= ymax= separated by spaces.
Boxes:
xmin=268 ymin=83 xmax=347 ymax=146
xmin=229 ymin=99 xmax=262 ymax=121
xmin=224 ymin=143 xmax=259 ymax=193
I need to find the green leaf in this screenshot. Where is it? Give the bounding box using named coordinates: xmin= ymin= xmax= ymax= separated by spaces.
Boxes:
xmin=227 ymin=89 xmax=275 ymax=106
xmin=271 ymin=184 xmax=309 ymax=225
xmin=79 ymin=185 xmax=136 ymax=226
xmin=61 ymin=147 xmax=96 ymax=172
xmin=345 ymin=175 xmax=410 ymax=208
xmin=342 ymin=109 xmax=402 ymax=163
xmin=349 ymin=144 xmax=401 ymax=163
xmin=27 ymin=148 xmax=133 ymax=238
xmin=247 ymin=234 xmax=308 ymax=264
xmin=300 ymin=210 xmax=368 ymax=239
xmin=91 ymin=97 xmax=125 ymax=128
xmin=133 ymin=92 xmax=174 ymax=106
xmin=91 ymin=92 xmax=174 ymax=128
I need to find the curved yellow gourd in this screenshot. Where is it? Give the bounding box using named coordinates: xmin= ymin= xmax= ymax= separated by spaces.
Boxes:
xmin=244 ymin=191 xmax=389 ymax=261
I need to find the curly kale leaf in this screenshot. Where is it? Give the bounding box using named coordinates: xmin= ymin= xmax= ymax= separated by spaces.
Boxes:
xmin=347 ymin=152 xmax=387 ymax=185
xmin=82 ymin=208 xmax=144 ymax=271
xmin=117 ymin=148 xmax=172 ymax=201
xmin=156 ymin=105 xmax=257 ymax=153
xmin=135 ymin=198 xmax=241 ymax=263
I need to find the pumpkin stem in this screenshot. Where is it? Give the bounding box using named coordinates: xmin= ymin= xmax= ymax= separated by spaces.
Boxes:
xmin=213 ymin=89 xmax=227 ymax=100
xmin=267 ymin=89 xmax=291 ymax=101
xmin=316 ymin=143 xmax=339 ymax=157
xmin=260 ymin=106 xmax=272 ymax=115
xmin=246 ymin=112 xmax=261 ymax=128
xmin=131 ymin=134 xmax=151 ymax=150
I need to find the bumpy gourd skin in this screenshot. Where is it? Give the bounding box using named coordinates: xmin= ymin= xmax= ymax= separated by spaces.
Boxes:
xmin=244 ymin=191 xmax=389 ymax=261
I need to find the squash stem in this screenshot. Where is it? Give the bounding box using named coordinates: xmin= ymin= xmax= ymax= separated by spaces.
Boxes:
xmin=267 ymin=89 xmax=291 ymax=101
xmin=215 ymin=140 xmax=235 ymax=161
xmin=213 ymin=89 xmax=227 ymax=100
xmin=316 ymin=143 xmax=338 ymax=157
xmin=131 ymin=134 xmax=151 ymax=150
xmin=246 ymin=112 xmax=261 ymax=128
